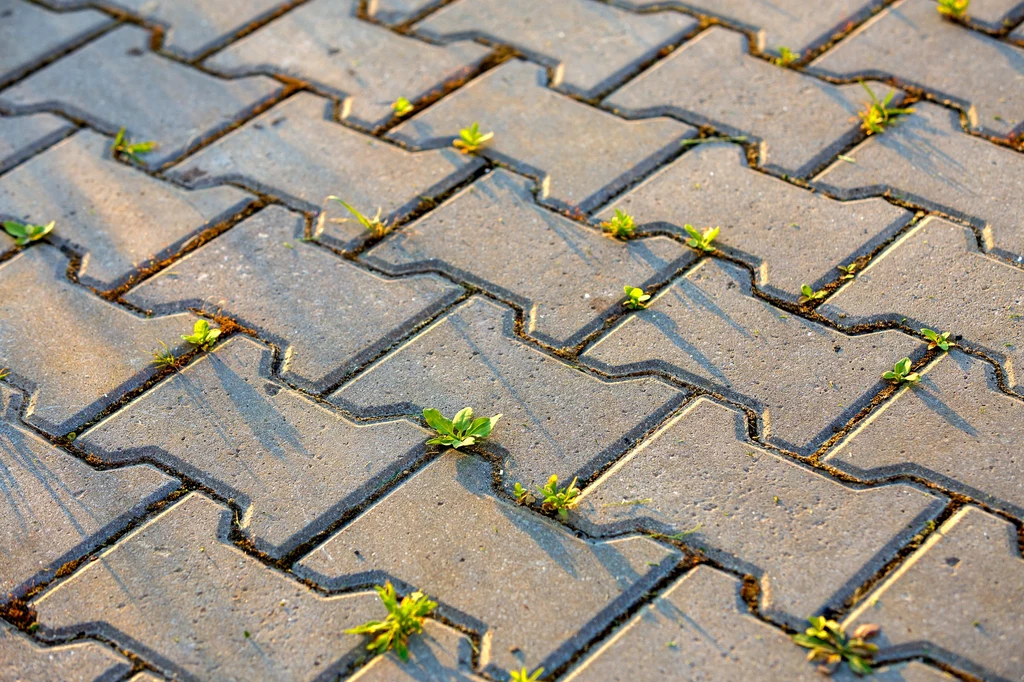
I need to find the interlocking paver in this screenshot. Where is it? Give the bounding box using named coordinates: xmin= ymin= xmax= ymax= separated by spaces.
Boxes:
xmin=582 ymin=259 xmax=921 ymax=454
xmin=415 ymin=0 xmax=696 ymax=98
xmin=598 ymin=143 xmax=912 ymax=301
xmin=820 ymin=218 xmax=1024 ymax=394
xmin=387 ymin=60 xmax=694 ymax=211
xmin=0 ymin=620 xmax=131 ymax=682
xmin=0 ymin=25 xmax=284 ymax=168
xmin=966 ymin=0 xmax=1023 ymax=28
xmin=0 ymin=112 xmax=71 ymax=175
xmin=348 ymin=621 xmax=482 ymax=681
xmin=78 ymin=336 xmax=428 ymax=558
xmin=814 ymin=102 xmax=1024 ymax=263
xmin=124 ymin=205 xmax=462 ymax=390
xmin=0 ymin=0 xmax=111 ymax=86
xmin=574 ymin=398 xmax=944 ymax=624
xmin=827 ymin=351 xmax=1024 ymax=517
xmin=331 ymin=296 xmax=687 ymax=489
xmin=296 ymin=451 xmax=680 ymax=676
xmin=0 ymin=245 xmax=194 ymax=435
xmin=363 ymin=168 xmax=696 ymax=347
xmin=32 ymin=492 xmax=381 ymax=682
xmin=206 ymin=0 xmax=489 ymax=129
xmin=0 ymin=130 xmax=255 ymax=290
xmin=812 ymin=0 xmax=1024 ymax=137
xmin=846 ymin=506 xmax=1024 ymax=681
xmin=603 ymin=27 xmax=868 ymax=177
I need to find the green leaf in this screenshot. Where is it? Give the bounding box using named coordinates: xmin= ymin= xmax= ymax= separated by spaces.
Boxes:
xmin=847 ymin=654 xmax=873 ymax=675
xmin=705 ymin=227 xmax=720 ymax=242
xmin=422 ymin=408 xmax=453 ymax=436
xmin=452 ymin=407 xmax=474 ymax=433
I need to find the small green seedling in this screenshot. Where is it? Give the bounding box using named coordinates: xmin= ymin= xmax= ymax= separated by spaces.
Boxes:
xmin=837 ymin=263 xmax=858 ymax=280
xmin=345 ymin=581 xmax=437 ymax=662
xmin=151 ymin=340 xmax=177 ymax=368
xmin=883 ymin=357 xmax=919 ymax=384
xmin=683 ymin=224 xmax=719 ymax=252
xmin=937 ymin=0 xmax=968 ymax=18
xmin=0 ymin=368 xmax=9 ymax=381
xmin=181 ymin=320 xmax=220 ymax=350
xmin=453 ymin=122 xmax=493 ymax=154
xmin=3 ymin=219 xmax=55 ymax=245
xmin=510 ymin=667 xmax=544 ymax=682
xmin=623 ymin=285 xmax=650 ymax=310
xmin=326 ymin=196 xmax=388 ymax=238
xmin=921 ymin=328 xmax=953 ymax=351
xmin=422 ymin=407 xmax=502 ymax=449
xmin=392 ymin=97 xmax=414 ymax=117
xmin=798 ymin=284 xmax=827 ymax=304
xmin=858 ymin=81 xmax=914 ymax=135
xmin=792 ymin=617 xmax=880 ymax=676
xmin=112 ymin=127 xmax=156 ymax=163
xmin=513 ymin=482 xmax=536 ymax=505
xmin=538 ymin=474 xmax=580 ymax=520
xmin=773 ymin=46 xmax=800 ymax=66
xmin=601 ymin=208 xmax=635 ymax=238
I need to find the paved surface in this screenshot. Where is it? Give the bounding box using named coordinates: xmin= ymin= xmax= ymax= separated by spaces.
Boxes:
xmin=0 ymin=1 xmax=1022 ymax=680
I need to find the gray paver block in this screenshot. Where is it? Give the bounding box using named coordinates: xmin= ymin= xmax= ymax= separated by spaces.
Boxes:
xmin=78 ymin=336 xmax=428 ymax=558
xmin=0 ymin=130 xmax=255 ymax=290
xmin=814 ymin=101 xmax=1024 ymax=263
xmin=603 ymin=27 xmax=871 ymax=178
xmin=0 ymin=0 xmax=111 ymax=86
xmin=0 ymin=384 xmax=178 ymax=597
xmin=0 ymin=620 xmax=130 ymax=682
xmin=387 ymin=59 xmax=694 ymax=211
xmin=574 ymin=398 xmax=944 ymax=625
xmin=0 ymin=245 xmax=195 ymax=435
xmin=367 ymin=0 xmax=439 ymax=24
xmin=415 ymin=0 xmax=696 ymax=98
xmin=32 ymin=492 xmax=382 ymax=682
xmin=296 ymin=452 xmax=681 ymax=676
xmin=330 ymin=295 xmax=687 ymax=490
xmin=820 ymin=218 xmax=1024 ymax=394
xmin=846 ymin=506 xmax=1024 ymax=681
xmin=827 ymin=351 xmax=1024 ymax=517
xmin=0 ymin=112 xmax=72 ymax=174
xmin=206 ymin=0 xmax=489 ymax=129
xmin=965 ymin=0 xmax=1024 ymax=27
xmin=598 ymin=143 xmax=912 ymax=301
xmin=124 ymin=205 xmax=463 ymax=390
xmin=582 ymin=259 xmax=922 ymax=454
xmin=811 ymin=0 xmax=1024 ymax=137
xmin=346 ymin=621 xmax=482 ymax=681
xmin=0 ymin=25 xmax=284 ymax=168
xmin=363 ymin=168 xmax=696 ymax=347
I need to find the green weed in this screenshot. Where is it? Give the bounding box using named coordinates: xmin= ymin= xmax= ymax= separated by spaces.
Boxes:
xmin=773 ymin=46 xmax=800 ymax=66
xmin=453 ymin=122 xmax=493 ymax=154
xmin=837 ymin=263 xmax=858 ymax=280
xmin=683 ymin=224 xmax=719 ymax=252
xmin=392 ymin=97 xmax=414 ymax=117
xmin=538 ymin=474 xmax=580 ymax=520
xmin=798 ymin=284 xmax=827 ymax=304
xmin=151 ymin=340 xmax=177 ymax=368
xmin=3 ymin=219 xmax=54 ymax=245
xmin=921 ymin=328 xmax=953 ymax=351
xmin=601 ymin=208 xmax=635 ymax=238
xmin=858 ymin=82 xmax=914 ymax=135
xmin=513 ymin=482 xmax=536 ymax=505
xmin=623 ymin=285 xmax=651 ymax=310
xmin=937 ymin=0 xmax=968 ymax=18
xmin=112 ymin=127 xmax=156 ymax=163
xmin=510 ymin=667 xmax=544 ymax=682
xmin=345 ymin=581 xmax=437 ymax=661
xmin=792 ymin=617 xmax=879 ymax=676
xmin=423 ymin=407 xmax=501 ymax=449
xmin=326 ymin=196 xmax=388 ymax=238
xmin=181 ymin=320 xmax=220 ymax=350
xmin=883 ymin=357 xmax=919 ymax=384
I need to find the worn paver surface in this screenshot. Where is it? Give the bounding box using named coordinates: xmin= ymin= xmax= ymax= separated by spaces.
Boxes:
xmin=2 ymin=2 xmax=1022 ymax=681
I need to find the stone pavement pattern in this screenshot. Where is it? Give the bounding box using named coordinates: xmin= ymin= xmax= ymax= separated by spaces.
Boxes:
xmin=1 ymin=1 xmax=1022 ymax=681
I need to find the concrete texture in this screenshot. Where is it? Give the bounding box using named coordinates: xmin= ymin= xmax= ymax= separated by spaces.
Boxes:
xmin=0 ymin=0 xmax=111 ymax=87
xmin=0 ymin=620 xmax=130 ymax=682
xmin=0 ymin=112 xmax=72 ymax=175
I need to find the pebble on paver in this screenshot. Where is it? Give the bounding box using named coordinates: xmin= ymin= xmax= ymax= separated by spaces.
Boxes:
xmin=347 ymin=621 xmax=481 ymax=681
xmin=0 ymin=0 xmax=111 ymax=86
xmin=296 ymin=452 xmax=680 ymax=676
xmin=582 ymin=259 xmax=921 ymax=454
xmin=0 ymin=130 xmax=255 ymax=290
xmin=1 ymin=620 xmax=131 ymax=682
xmin=597 ymin=142 xmax=912 ymax=301
xmin=811 ymin=0 xmax=1024 ymax=137
xmin=0 ymin=25 xmax=284 ymax=168
xmin=814 ymin=101 xmax=1024 ymax=263
xmin=603 ymin=27 xmax=871 ymax=178
xmin=32 ymin=492 xmax=382 ymax=682
xmin=331 ymin=295 xmax=687 ymax=489
xmin=206 ymin=0 xmax=489 ymax=129
xmin=820 ymin=218 xmax=1024 ymax=394
xmin=0 ymin=245 xmax=195 ymax=435
xmin=845 ymin=506 xmax=1024 ymax=681
xmin=387 ymin=59 xmax=694 ymax=211
xmin=0 ymin=112 xmax=72 ymax=175
xmin=574 ymin=398 xmax=944 ymax=624
xmin=124 ymin=205 xmax=462 ymax=390
xmin=363 ymin=168 xmax=696 ymax=347
xmin=414 ymin=0 xmax=696 ymax=98
xmin=78 ymin=336 xmax=428 ymax=558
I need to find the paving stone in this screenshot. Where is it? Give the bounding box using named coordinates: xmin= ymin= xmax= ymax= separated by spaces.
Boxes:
xmin=0 ymin=112 xmax=72 ymax=175
xmin=582 ymin=259 xmax=921 ymax=454
xmin=363 ymin=168 xmax=696 ymax=347
xmin=345 ymin=621 xmax=482 ymax=681
xmin=414 ymin=0 xmax=696 ymax=98
xmin=826 ymin=351 xmax=1024 ymax=517
xmin=0 ymin=130 xmax=255 ymax=290
xmin=820 ymin=218 xmax=1024 ymax=394
xmin=811 ymin=0 xmax=1024 ymax=137
xmin=368 ymin=0 xmax=444 ymax=24
xmin=330 ymin=296 xmax=687 ymax=490
xmin=128 ymin=674 xmax=166 ymax=682
xmin=387 ymin=59 xmax=694 ymax=211
xmin=167 ymin=92 xmax=482 ymax=251
xmin=296 ymin=452 xmax=680 ymax=676
xmin=598 ymin=143 xmax=912 ymax=301
xmin=0 ymin=25 xmax=284 ymax=169
xmin=78 ymin=336 xmax=428 ymax=558
xmin=846 ymin=506 xmax=1024 ymax=681
xmin=966 ymin=0 xmax=1024 ymax=28
xmin=0 ymin=245 xmax=195 ymax=435
xmin=0 ymin=620 xmax=131 ymax=682
xmin=32 ymin=492 xmax=382 ymax=682
xmin=814 ymin=102 xmax=1024 ymax=263
xmin=0 ymin=0 xmax=111 ymax=86
xmin=574 ymin=398 xmax=944 ymax=624
xmin=603 ymin=27 xmax=870 ymax=178
xmin=124 ymin=205 xmax=463 ymax=390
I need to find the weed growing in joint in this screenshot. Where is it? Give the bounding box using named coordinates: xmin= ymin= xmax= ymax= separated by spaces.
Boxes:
xmin=857 ymin=82 xmax=914 ymax=135
xmin=538 ymin=474 xmax=580 ymax=520
xmin=883 ymin=357 xmax=919 ymax=384
xmin=601 ymin=208 xmax=635 ymax=238
xmin=151 ymin=340 xmax=177 ymax=368
xmin=513 ymin=482 xmax=536 ymax=505
xmin=326 ymin=196 xmax=389 ymax=238
xmin=0 ymin=368 xmax=9 ymax=381
xmin=345 ymin=581 xmax=437 ymax=661
xmin=453 ymin=122 xmax=493 ymax=154
xmin=798 ymin=284 xmax=827 ymax=304
xmin=937 ymin=0 xmax=968 ymax=18
xmin=391 ymin=97 xmax=414 ymax=117
xmin=683 ymin=224 xmax=719 ymax=252
xmin=112 ymin=127 xmax=156 ymax=164
xmin=423 ymin=407 xmax=501 ymax=449
xmin=837 ymin=263 xmax=858 ymax=280
xmin=510 ymin=667 xmax=544 ymax=682
xmin=792 ymin=617 xmax=879 ymax=676
xmin=623 ymin=285 xmax=651 ymax=310
xmin=181 ymin=320 xmax=220 ymax=350
xmin=921 ymin=328 xmax=953 ymax=351
xmin=3 ymin=219 xmax=55 ymax=245
xmin=773 ymin=46 xmax=800 ymax=66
